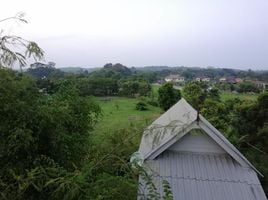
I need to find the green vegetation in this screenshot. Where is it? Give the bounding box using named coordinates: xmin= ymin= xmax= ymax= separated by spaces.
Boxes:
xmin=1 ymin=64 xmax=268 ymax=199
xmin=2 ymin=12 xmax=268 ymax=199
xmin=220 ymin=91 xmax=258 ymax=101
xmin=158 ymin=83 xmax=181 ymax=111
xmin=93 ymin=97 xmax=160 ymax=137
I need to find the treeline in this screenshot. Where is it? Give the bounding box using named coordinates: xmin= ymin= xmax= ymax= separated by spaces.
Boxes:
xmin=133 ymin=66 xmax=268 ymax=81
xmin=27 ymin=63 xmax=152 ymax=97
xmin=50 ymin=64 xmax=268 ymax=82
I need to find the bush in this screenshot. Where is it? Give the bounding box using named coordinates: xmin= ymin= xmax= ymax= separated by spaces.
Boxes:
xmin=136 ymin=102 xmax=148 ymax=111
xmin=147 ymin=100 xmax=158 ymax=107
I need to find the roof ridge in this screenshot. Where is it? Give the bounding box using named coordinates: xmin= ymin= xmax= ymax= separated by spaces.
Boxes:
xmin=150 ymin=175 xmax=262 ymax=185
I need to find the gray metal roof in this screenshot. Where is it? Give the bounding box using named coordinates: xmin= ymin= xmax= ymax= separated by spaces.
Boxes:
xmin=137 ymin=98 xmax=267 ymax=199
xmin=138 ymin=151 xmax=266 ymax=200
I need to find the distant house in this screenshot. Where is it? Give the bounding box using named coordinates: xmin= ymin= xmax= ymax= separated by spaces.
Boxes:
xmin=235 ymin=78 xmax=243 ymax=83
xmin=219 ymin=77 xmax=227 ymax=82
xmin=227 ymin=77 xmax=237 ymax=84
xmin=196 ymin=76 xmax=210 ymax=82
xmin=165 ymin=75 xmax=185 ymax=83
xmin=251 ymin=80 xmax=268 ymax=92
xmin=219 ymin=76 xmax=242 ymax=84
xmin=261 ymin=82 xmax=268 ymax=91
xmin=135 ymin=98 xmax=266 ymax=200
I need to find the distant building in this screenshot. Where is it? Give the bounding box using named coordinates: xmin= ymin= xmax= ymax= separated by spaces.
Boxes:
xmin=251 ymin=80 xmax=268 ymax=92
xmin=235 ymin=78 xmax=243 ymax=83
xmin=135 ymin=98 xmax=267 ymax=200
xmin=165 ymin=74 xmax=185 ymax=83
xmin=219 ymin=76 xmax=242 ymax=84
xmin=219 ymin=77 xmax=227 ymax=82
xmin=196 ymin=76 xmax=210 ymax=82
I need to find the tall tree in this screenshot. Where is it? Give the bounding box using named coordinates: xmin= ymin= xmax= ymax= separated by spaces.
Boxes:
xmin=183 ymin=82 xmax=206 ymax=110
xmin=158 ymin=83 xmax=181 ymax=111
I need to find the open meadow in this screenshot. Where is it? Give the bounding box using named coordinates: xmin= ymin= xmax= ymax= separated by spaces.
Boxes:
xmin=92 ymin=97 xmax=161 ymax=143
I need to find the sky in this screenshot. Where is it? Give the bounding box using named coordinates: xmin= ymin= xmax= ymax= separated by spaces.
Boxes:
xmin=1 ymin=0 xmax=268 ymax=70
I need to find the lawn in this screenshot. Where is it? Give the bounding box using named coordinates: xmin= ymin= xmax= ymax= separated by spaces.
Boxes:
xmin=151 ymin=84 xmax=161 ymax=97
xmin=220 ymin=91 xmax=258 ymax=101
xmin=92 ymin=96 xmax=161 ymax=137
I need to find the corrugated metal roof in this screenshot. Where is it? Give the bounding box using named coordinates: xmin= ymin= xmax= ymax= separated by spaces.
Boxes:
xmin=136 ymin=98 xmax=267 ymax=199
xmin=138 ymin=150 xmax=267 ymax=200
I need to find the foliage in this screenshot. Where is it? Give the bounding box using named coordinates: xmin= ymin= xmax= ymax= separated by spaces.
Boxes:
xmin=158 ymin=82 xmax=181 ymax=111
xmin=207 ymin=87 xmax=220 ymax=101
xmin=183 ymin=81 xmax=206 ymax=110
xmin=0 ymin=69 xmax=101 ymax=199
xmin=119 ymin=78 xmax=151 ymax=97
xmin=201 ymin=98 xmax=228 ymax=131
xmin=220 ymin=91 xmax=258 ymax=101
xmin=77 ymin=77 xmax=119 ymax=96
xmin=90 ymin=63 xmax=132 ymax=79
xmin=27 ymin=63 xmax=63 ymax=79
xmin=0 ymin=13 xmax=44 ymax=69
xmin=200 ymin=91 xmax=268 ymax=194
xmin=237 ymin=82 xmax=260 ymax=93
xmin=136 ymin=102 xmax=148 ymax=111
xmin=1 ymin=58 xmax=268 ymax=199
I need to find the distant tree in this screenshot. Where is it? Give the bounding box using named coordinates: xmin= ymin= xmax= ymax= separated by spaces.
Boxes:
xmin=182 ymin=70 xmax=194 ymax=80
xmin=237 ymin=82 xmax=260 ymax=93
xmin=93 ymin=63 xmax=132 ymax=78
xmin=158 ymin=83 xmax=181 ymax=111
xmin=120 ymin=79 xmax=151 ymax=97
xmin=27 ymin=62 xmax=63 ymax=79
xmin=77 ymin=77 xmax=119 ymax=96
xmin=183 ymin=82 xmax=206 ymax=110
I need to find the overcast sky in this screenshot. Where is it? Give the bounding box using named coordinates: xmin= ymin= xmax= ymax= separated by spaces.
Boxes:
xmin=1 ymin=0 xmax=268 ymax=70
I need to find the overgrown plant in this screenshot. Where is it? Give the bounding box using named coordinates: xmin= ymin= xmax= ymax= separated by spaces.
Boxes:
xmin=0 ymin=12 xmax=44 ymax=70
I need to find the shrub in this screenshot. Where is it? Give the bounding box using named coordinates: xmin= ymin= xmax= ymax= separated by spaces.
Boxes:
xmin=136 ymin=102 xmax=148 ymax=111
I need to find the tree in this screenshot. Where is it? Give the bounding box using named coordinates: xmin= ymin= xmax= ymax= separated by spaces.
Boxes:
xmin=183 ymin=82 xmax=206 ymax=110
xmin=120 ymin=80 xmax=151 ymax=97
xmin=158 ymin=83 xmax=181 ymax=111
xmin=0 ymin=12 xmax=44 ymax=70
xmin=0 ymin=69 xmax=101 ymax=199
xmin=237 ymin=82 xmax=260 ymax=93
xmin=207 ymin=87 xmax=220 ymax=101
xmin=201 ymin=99 xmax=228 ymax=131
xmin=227 ymin=92 xmax=268 ymax=193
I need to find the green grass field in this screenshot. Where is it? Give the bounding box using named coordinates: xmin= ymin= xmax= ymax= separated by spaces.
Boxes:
xmin=92 ymin=97 xmax=161 ymax=137
xmin=91 ymin=88 xmax=257 ymax=142
xmin=220 ymin=91 xmax=258 ymax=101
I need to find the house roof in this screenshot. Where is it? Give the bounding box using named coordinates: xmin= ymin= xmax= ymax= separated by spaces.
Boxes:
xmin=139 ymin=150 xmax=266 ymax=200
xmin=137 ymin=98 xmax=267 ymax=200
xmin=138 ymin=98 xmax=262 ymax=176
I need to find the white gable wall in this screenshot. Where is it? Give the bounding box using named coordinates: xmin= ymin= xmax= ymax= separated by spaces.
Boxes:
xmin=168 ymin=129 xmax=226 ymax=154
